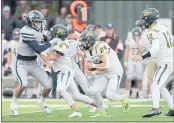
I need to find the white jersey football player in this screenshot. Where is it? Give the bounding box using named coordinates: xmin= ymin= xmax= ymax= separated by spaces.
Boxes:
xmin=9 ymin=28 xmax=20 ymax=85
xmin=78 ymin=30 xmax=129 ymax=117
xmin=132 ymin=8 xmax=174 ymax=117
xmin=10 ymin=10 xmax=58 ymax=116
xmin=40 ymin=24 xmax=97 ymax=118
xmin=124 ymin=27 xmax=144 ymax=98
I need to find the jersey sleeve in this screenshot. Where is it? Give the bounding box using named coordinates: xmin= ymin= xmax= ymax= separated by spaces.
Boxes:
xmin=146 ymin=30 xmax=158 ymax=43
xmin=20 ymin=29 xmax=35 ymax=41
xmin=97 ymin=42 xmax=110 ymax=56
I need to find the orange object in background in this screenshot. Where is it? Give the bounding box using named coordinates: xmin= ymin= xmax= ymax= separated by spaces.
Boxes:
xmin=70 ymin=1 xmax=87 ymax=32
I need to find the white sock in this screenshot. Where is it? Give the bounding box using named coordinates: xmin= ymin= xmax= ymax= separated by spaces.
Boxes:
xmin=33 ymin=88 xmax=37 ymax=95
xmin=93 ymin=94 xmax=105 ymax=112
xmin=40 ymin=95 xmax=46 ymax=103
xmin=160 ymin=87 xmax=174 ymax=109
xmin=106 ymin=92 xmax=124 ymax=101
xmin=12 ymin=96 xmax=18 ymax=103
xmin=152 ymin=85 xmax=160 ymax=108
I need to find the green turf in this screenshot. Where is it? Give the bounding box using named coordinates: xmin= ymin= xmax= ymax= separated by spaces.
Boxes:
xmin=2 ymin=99 xmax=174 ymax=122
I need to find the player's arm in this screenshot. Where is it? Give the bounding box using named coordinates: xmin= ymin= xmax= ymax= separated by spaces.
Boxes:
xmin=22 ymin=33 xmax=58 ymax=54
xmin=141 ymin=31 xmax=159 ymax=59
xmin=124 ymin=44 xmax=129 ymax=68
xmin=76 ymin=49 xmax=85 ymax=58
xmin=39 ymin=51 xmax=59 ymax=62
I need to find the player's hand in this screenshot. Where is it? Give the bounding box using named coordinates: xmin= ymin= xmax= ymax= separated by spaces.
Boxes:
xmin=86 ymin=62 xmax=93 ymax=69
xmin=132 ymin=55 xmax=143 ymax=62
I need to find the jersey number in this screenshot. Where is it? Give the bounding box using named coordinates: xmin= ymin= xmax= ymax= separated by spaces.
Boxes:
xmin=163 ymin=31 xmax=173 ymax=48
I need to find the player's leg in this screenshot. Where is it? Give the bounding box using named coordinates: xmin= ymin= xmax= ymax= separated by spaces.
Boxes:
xmin=11 ymin=60 xmax=28 ymax=116
xmin=126 ymin=60 xmax=135 ymax=97
xmin=135 ymin=61 xmax=144 ymax=98
xmin=142 ymin=63 xmax=173 ymax=117
xmin=29 ymin=64 xmax=52 ymax=114
xmin=90 ymin=75 xmax=108 ymax=117
xmin=57 ymin=71 xmax=82 ymax=117
xmin=67 ymin=81 xmax=96 ymax=107
xmin=106 ymin=74 xmax=129 ymax=112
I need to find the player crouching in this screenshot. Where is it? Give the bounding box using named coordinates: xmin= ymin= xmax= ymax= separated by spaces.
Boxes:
xmin=78 ymin=30 xmax=129 ymax=117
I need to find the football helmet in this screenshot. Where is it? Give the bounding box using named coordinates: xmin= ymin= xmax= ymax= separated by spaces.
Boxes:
xmin=132 ymin=27 xmax=142 ymax=41
xmin=12 ymin=28 xmax=20 ymax=41
xmin=85 ymin=24 xmax=95 ymax=31
xmin=140 ymin=8 xmax=159 ymax=29
xmin=50 ymin=24 xmax=69 ymax=40
xmin=26 ymin=10 xmax=46 ymax=31
xmin=79 ymin=30 xmax=98 ymax=50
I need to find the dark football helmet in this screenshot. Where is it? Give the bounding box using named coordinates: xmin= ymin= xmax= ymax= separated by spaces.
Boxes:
xmin=85 ymin=24 xmax=95 ymax=31
xmin=50 ymin=24 xmax=69 ymax=40
xmin=26 ymin=10 xmax=46 ymax=31
xmin=140 ymin=8 xmax=159 ymax=29
xmin=12 ymin=28 xmax=20 ymax=41
xmin=132 ymin=27 xmax=142 ymax=41
xmin=79 ymin=30 xmax=98 ymax=50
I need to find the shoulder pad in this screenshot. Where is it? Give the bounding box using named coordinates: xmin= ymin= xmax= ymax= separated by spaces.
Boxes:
xmin=146 ymin=30 xmax=158 ymax=42
xmin=20 ymin=26 xmax=35 ymax=41
xmin=96 ymin=42 xmax=109 ymax=56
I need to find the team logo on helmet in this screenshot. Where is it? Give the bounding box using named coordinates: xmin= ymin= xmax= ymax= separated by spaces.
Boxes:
xmin=86 ymin=31 xmax=93 ymax=37
xmin=143 ymin=10 xmax=151 ymax=16
xmin=57 ymin=29 xmax=63 ymax=35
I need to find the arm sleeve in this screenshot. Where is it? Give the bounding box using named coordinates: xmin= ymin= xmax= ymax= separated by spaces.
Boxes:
xmin=23 ymin=40 xmax=51 ymax=54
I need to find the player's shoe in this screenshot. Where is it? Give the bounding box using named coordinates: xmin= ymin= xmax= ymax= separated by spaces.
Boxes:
xmin=68 ymin=111 xmax=82 ymax=118
xmin=142 ymin=109 xmax=161 ymax=118
xmin=121 ymin=95 xmax=129 ymax=113
xmin=10 ymin=102 xmax=18 ymax=116
xmin=90 ymin=111 xmax=108 ymax=117
xmin=38 ymin=102 xmax=51 ymax=115
xmin=89 ymin=106 xmax=97 ymax=112
xmin=30 ymin=94 xmax=37 ymax=99
xmin=164 ymin=110 xmax=174 ymax=117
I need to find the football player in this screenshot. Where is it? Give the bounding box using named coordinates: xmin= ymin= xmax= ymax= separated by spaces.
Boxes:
xmin=10 ymin=10 xmax=58 ymax=116
xmin=40 ymin=24 xmax=97 ymax=118
xmin=132 ymin=8 xmax=174 ymax=117
xmin=124 ymin=27 xmax=145 ymax=98
xmin=78 ymin=30 xmax=129 ymax=117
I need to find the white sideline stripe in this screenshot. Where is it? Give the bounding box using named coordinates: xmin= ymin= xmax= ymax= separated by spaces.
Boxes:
xmin=2 ymin=105 xmax=87 ymax=116
xmin=2 ymin=99 xmax=165 ymax=102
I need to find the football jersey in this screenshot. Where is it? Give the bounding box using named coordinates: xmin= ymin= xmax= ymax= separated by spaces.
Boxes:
xmin=145 ymin=24 xmax=173 ymax=64
xmin=17 ymin=26 xmax=44 ymax=56
xmin=84 ymin=41 xmax=123 ymax=75
xmin=52 ymin=41 xmax=72 ymax=72
xmin=9 ymin=40 xmax=19 ymax=65
xmin=125 ymin=38 xmax=143 ymax=60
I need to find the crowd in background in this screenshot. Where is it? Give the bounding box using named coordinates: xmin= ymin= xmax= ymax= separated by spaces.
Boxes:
xmin=2 ymin=0 xmax=172 ymax=99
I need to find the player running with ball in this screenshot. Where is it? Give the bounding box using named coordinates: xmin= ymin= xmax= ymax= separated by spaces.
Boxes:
xmin=78 ymin=30 xmax=129 ymax=117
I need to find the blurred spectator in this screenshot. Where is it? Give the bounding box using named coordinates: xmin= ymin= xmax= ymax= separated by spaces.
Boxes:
xmin=55 ymin=6 xmax=67 ymax=25
xmin=16 ymin=12 xmax=27 ymax=28
xmin=1 ymin=30 xmax=11 ymax=76
xmin=14 ymin=0 xmax=30 ymax=19
xmin=95 ymin=24 xmax=106 ymax=39
xmin=65 ymin=14 xmax=73 ymax=31
xmin=100 ymin=23 xmax=124 ymax=60
xmin=40 ymin=4 xmax=55 ymax=30
xmin=2 ymin=6 xmax=18 ymax=41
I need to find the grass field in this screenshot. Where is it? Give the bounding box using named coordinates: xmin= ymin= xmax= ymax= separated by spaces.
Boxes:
xmin=2 ymin=99 xmax=174 ymax=122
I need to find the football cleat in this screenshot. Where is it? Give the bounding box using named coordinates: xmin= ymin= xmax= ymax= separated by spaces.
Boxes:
xmin=90 ymin=111 xmax=108 ymax=118
xmin=38 ymin=102 xmax=51 ymax=115
xmin=121 ymin=95 xmax=129 ymax=113
xmin=68 ymin=111 xmax=82 ymax=118
xmin=142 ymin=109 xmax=161 ymax=118
xmin=164 ymin=110 xmax=174 ymax=117
xmin=10 ymin=102 xmax=18 ymax=116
